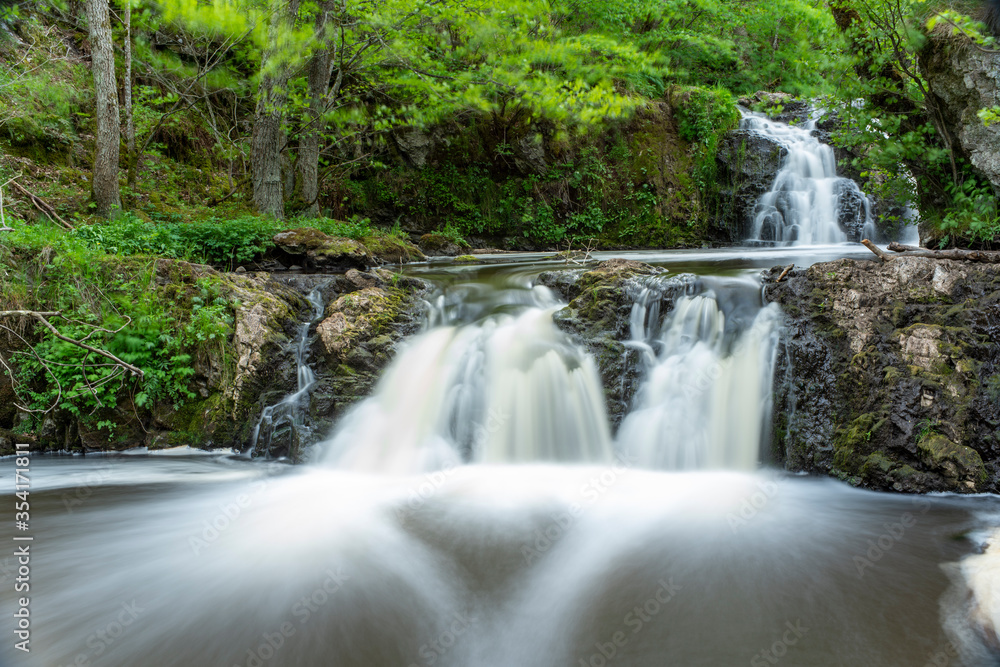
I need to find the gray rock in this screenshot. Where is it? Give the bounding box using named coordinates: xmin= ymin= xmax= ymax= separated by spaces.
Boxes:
xmin=920 ymin=31 xmax=1000 ymax=194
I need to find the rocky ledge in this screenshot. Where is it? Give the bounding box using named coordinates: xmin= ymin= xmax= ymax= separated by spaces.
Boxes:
xmin=539 ymin=256 xmax=1000 ymax=493
xmin=765 ymin=257 xmax=1000 ymax=493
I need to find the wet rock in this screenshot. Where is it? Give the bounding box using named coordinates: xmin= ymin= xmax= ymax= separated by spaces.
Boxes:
xmin=310 ymin=279 xmax=429 ymax=426
xmin=765 ymin=257 xmax=1000 ymax=493
xmin=715 ymin=130 xmax=786 ymax=239
xmin=739 ymin=91 xmax=810 ymax=124
xmin=834 ymin=181 xmax=867 ymax=242
xmin=361 ymin=234 xmax=425 ymax=264
xmin=541 ymin=260 xmax=693 ymax=429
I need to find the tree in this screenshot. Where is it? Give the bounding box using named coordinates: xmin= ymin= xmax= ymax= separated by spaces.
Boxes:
xmin=252 ymin=0 xmax=298 ymax=219
xmin=121 ymin=0 xmax=137 ymax=189
xmin=294 ymin=0 xmax=337 ymax=217
xmin=85 ymin=0 xmax=122 ymax=216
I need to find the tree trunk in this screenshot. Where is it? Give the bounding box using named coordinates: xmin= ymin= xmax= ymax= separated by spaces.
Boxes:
xmin=295 ymin=2 xmax=335 ymax=218
xmin=252 ymin=1 xmax=296 ymax=219
xmin=122 ymin=0 xmax=136 ymax=190
xmin=86 ymin=0 xmax=121 ymax=217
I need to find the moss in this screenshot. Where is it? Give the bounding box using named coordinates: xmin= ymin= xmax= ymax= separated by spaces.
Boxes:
xmin=453 ymin=255 xmax=478 ymax=262
xmin=861 ymin=451 xmax=894 ymax=478
xmin=917 ymin=432 xmax=988 ymax=487
xmin=362 ymin=234 xmax=425 ymax=263
xmin=833 ymin=412 xmax=878 ymax=472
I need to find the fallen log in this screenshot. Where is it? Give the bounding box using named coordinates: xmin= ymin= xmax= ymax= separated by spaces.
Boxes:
xmin=886 ymin=242 xmax=1000 ymax=262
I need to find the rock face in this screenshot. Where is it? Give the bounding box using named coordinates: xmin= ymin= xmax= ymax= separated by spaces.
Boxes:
xmin=765 ymin=257 xmax=1000 ymax=493
xmin=920 ymin=30 xmax=1000 ymax=194
xmin=715 ymin=130 xmax=786 ymax=239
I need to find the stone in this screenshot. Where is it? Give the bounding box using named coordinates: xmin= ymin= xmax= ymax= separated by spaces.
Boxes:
xmin=272 ymin=228 xmax=374 ymax=271
xmin=920 ymin=30 xmax=1000 ymax=194
xmin=765 ymin=256 xmax=1000 ymax=493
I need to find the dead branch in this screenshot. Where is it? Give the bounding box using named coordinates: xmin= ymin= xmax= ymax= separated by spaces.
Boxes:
xmin=0 ymin=311 xmax=143 ymax=378
xmin=8 ymin=180 xmax=74 ymax=230
xmin=775 ymin=264 xmax=794 ymax=282
xmin=886 ymin=242 xmax=1000 ymax=262
xmin=862 ymin=239 xmax=890 ymax=262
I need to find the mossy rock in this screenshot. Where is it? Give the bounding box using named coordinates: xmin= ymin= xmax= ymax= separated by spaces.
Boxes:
xmin=917 ymin=433 xmax=988 ymax=489
xmin=453 ymin=255 xmax=478 ymax=263
xmin=362 ymin=234 xmax=425 ymax=264
xmin=419 ymin=233 xmax=469 ymax=256
xmin=272 ymin=228 xmax=374 ymax=270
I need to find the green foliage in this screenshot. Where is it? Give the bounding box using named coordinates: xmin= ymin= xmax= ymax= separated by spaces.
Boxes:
xmin=938 ymin=178 xmax=1000 ymax=245
xmin=3 ymin=221 xmax=238 ymax=421
xmin=824 ymin=0 xmax=1000 ymax=245
xmin=69 ymin=213 xmax=375 ymax=265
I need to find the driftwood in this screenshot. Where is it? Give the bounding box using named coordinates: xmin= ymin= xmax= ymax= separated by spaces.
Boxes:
xmin=886 ymin=242 xmax=1000 ymax=262
xmin=861 ymin=239 xmax=890 ymax=262
xmin=9 ymin=179 xmax=73 ymax=230
xmin=775 ymin=264 xmax=794 ymax=282
xmin=861 ymin=240 xmax=1000 ymax=263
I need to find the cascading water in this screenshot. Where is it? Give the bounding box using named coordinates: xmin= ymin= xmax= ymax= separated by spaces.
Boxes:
xmin=319 ymin=282 xmax=613 ymax=472
xmin=617 ymin=276 xmax=781 ymax=470
xmin=250 ymin=287 xmax=326 ymax=456
xmin=744 ymin=110 xmax=871 ymax=245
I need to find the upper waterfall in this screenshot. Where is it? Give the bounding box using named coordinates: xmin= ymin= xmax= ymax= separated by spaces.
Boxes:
xmin=743 ymin=109 xmax=870 ymax=245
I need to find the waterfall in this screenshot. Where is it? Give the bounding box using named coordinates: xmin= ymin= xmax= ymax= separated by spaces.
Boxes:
xmin=617 ymin=276 xmax=781 ymax=470
xmin=318 ymin=284 xmax=613 ymax=473
xmin=249 ymin=287 xmax=326 ymax=456
xmin=744 ymin=110 xmax=870 ymax=245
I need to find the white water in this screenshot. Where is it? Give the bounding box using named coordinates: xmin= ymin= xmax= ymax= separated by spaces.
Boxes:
xmin=319 ymin=285 xmax=612 ymax=472
xmin=744 ymin=111 xmax=867 ymax=245
xmin=618 ymin=277 xmax=781 ymax=470
xmin=250 ymin=288 xmax=326 ymax=456
xmin=4 ymin=459 xmax=999 ymax=667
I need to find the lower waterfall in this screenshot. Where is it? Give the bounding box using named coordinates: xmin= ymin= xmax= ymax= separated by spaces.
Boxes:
xmin=319 ymin=283 xmax=613 ymax=472
xmin=617 ymin=277 xmax=781 ymax=470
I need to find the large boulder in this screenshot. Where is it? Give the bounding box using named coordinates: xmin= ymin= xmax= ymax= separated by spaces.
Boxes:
xmin=765 ymin=257 xmax=1000 ymax=493
xmin=920 ymin=30 xmax=1000 ymax=195
xmin=272 ymin=228 xmax=374 ymax=270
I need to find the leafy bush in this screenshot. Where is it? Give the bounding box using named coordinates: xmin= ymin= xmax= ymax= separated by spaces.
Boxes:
xmin=70 ymin=213 xmax=377 ymax=265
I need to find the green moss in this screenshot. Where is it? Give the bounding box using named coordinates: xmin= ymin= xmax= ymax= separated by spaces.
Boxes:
xmin=453 ymin=255 xmax=477 ymax=262
xmin=362 ymin=234 xmax=425 ymax=263
xmin=917 ymin=432 xmax=988 ymax=487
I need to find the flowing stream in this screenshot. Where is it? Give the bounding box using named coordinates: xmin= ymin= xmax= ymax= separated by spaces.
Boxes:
xmin=2 ymin=119 xmax=998 ymax=666
xmin=250 ymin=288 xmax=326 ymax=457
